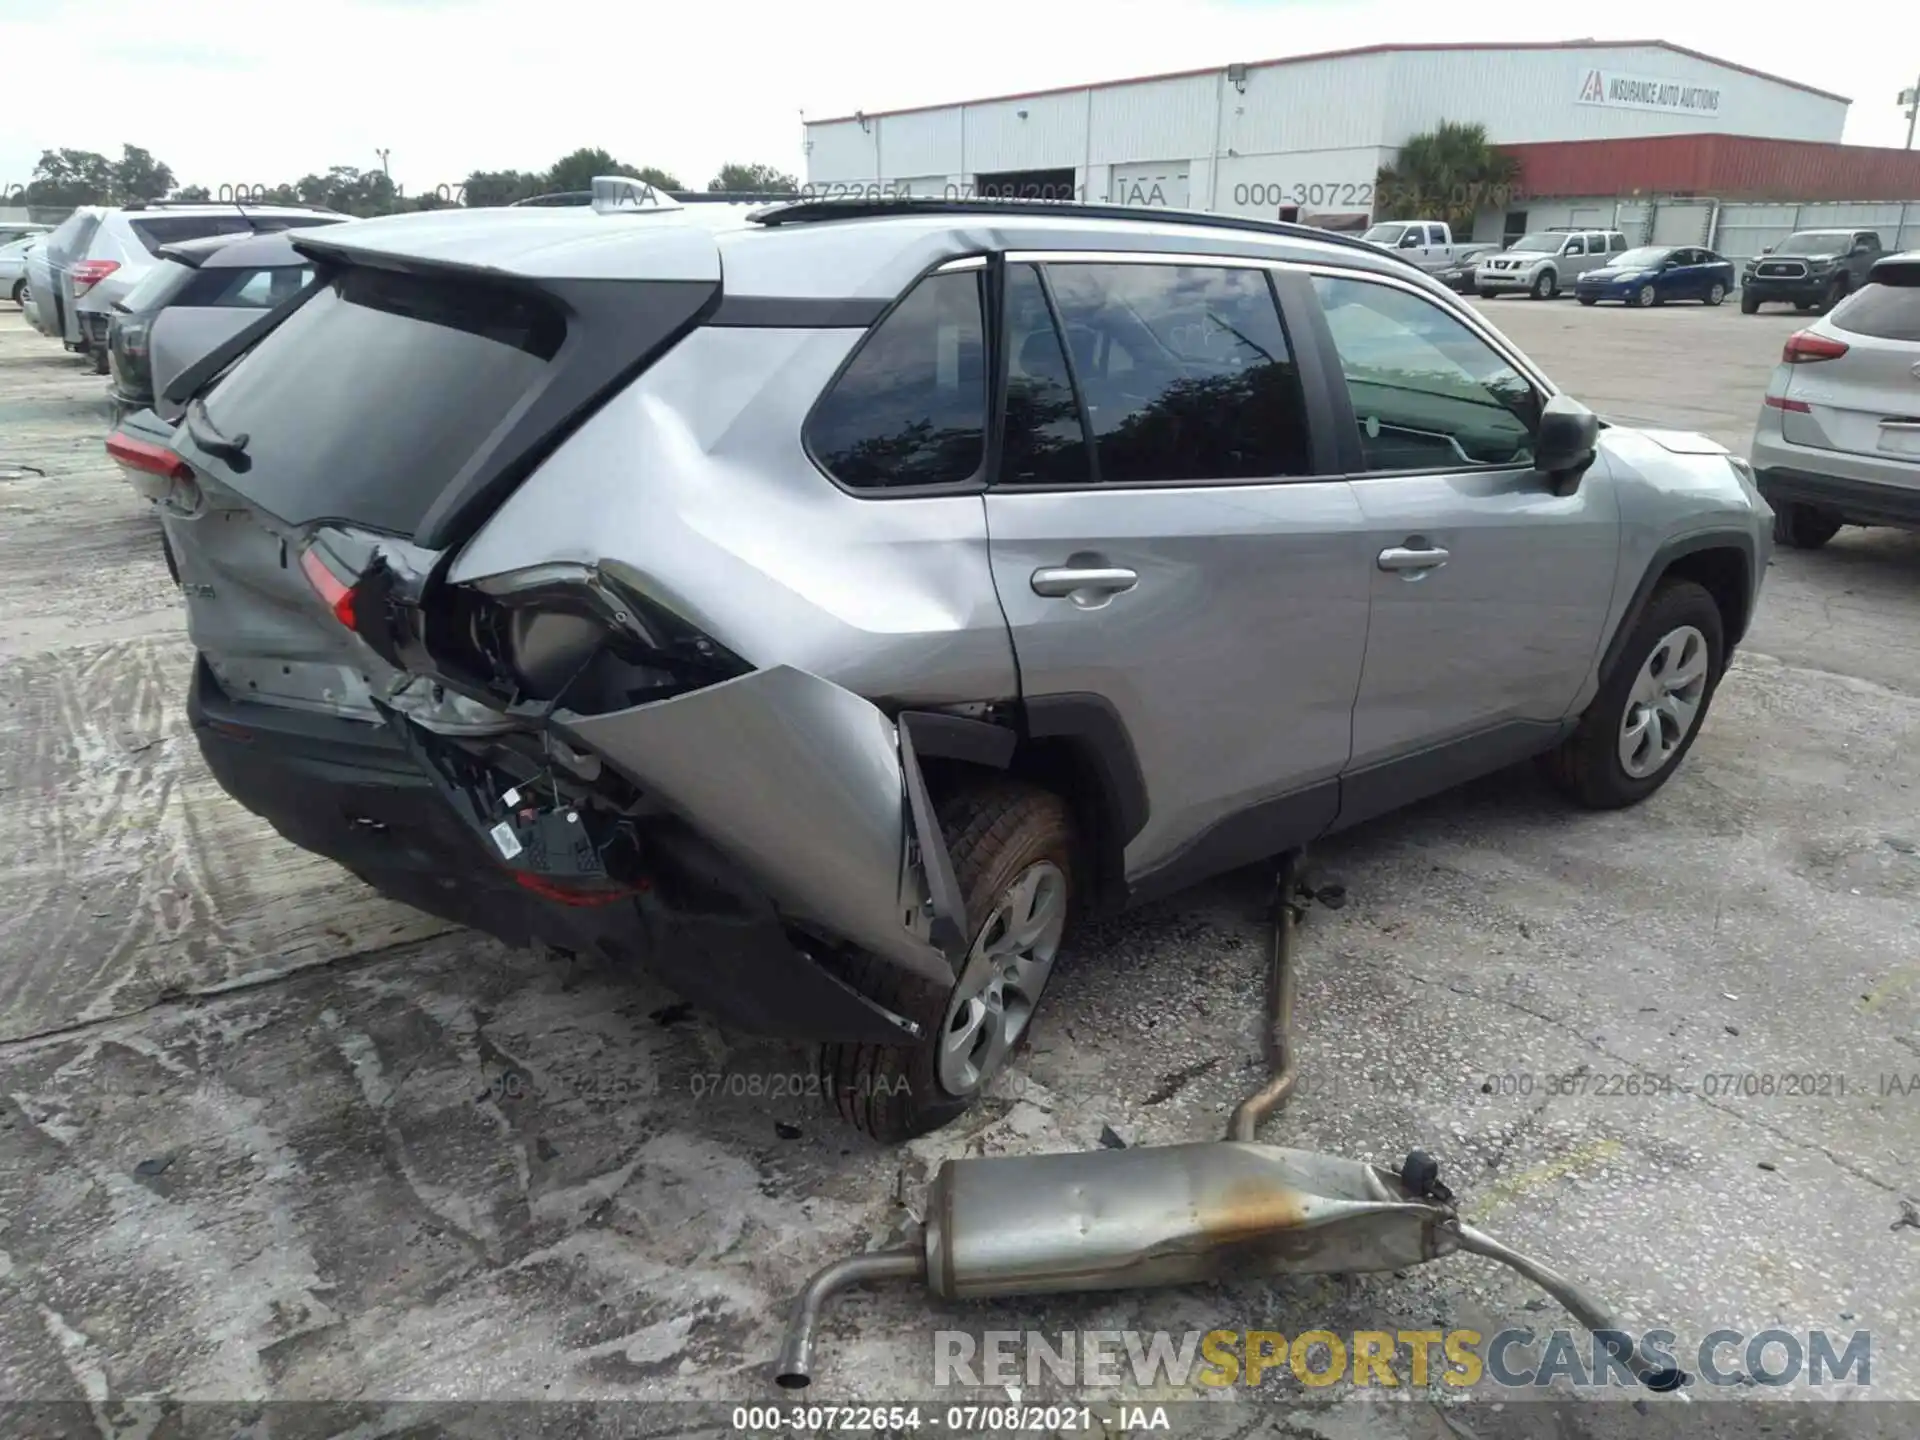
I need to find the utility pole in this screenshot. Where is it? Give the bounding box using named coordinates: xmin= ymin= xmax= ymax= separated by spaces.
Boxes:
xmin=375 ymin=148 xmax=392 ymax=179
xmin=1903 ymin=83 xmax=1919 ymax=150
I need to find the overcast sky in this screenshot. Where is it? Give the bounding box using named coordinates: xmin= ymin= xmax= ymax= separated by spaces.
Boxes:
xmin=1 ymin=0 xmax=1911 ymax=197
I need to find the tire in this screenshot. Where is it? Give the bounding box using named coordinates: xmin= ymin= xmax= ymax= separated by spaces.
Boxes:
xmin=1475 ymin=287 xmax=1498 ymax=300
xmin=1531 ymin=269 xmax=1558 ymax=300
xmin=1704 ymin=282 xmax=1726 ymax=306
xmin=1795 ymin=301 xmax=1819 ymax=313
xmin=1772 ymin=502 xmax=1842 ymax=550
xmin=1577 ymin=295 xmax=1598 ymax=306
xmin=819 ymin=778 xmax=1077 ymax=1142
xmin=1543 ymin=580 xmax=1725 ymax=810
xmin=1817 ymin=277 xmax=1848 ymax=314
xmin=1633 ymin=284 xmax=1659 ymax=308
xmin=8 ymin=279 xmax=23 ymax=307
xmin=91 ymin=345 xmax=110 ymax=376
xmin=1739 ymin=291 xmax=1760 ymax=314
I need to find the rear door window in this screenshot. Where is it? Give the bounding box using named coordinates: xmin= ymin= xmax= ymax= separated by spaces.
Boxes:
xmin=806 ymin=270 xmax=987 ymax=490
xmin=119 ymin=258 xmax=196 ymax=314
xmin=197 ymin=265 xmax=566 ymax=535
xmin=1001 ymin=264 xmax=1094 ymax=486
xmin=1038 ymin=261 xmax=1313 ymax=485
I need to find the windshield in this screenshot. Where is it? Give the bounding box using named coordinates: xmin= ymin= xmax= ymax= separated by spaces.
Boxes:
xmin=1611 ymin=248 xmax=1672 ymax=270
xmin=1509 ymin=233 xmax=1563 ymax=253
xmin=1361 ymin=224 xmax=1410 ymax=244
xmin=1775 ymin=233 xmax=1849 ymax=256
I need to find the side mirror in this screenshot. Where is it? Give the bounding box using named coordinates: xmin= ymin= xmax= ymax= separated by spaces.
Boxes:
xmin=1534 ymin=394 xmax=1599 ymax=496
xmin=1760 ymin=245 xmax=1774 ymax=255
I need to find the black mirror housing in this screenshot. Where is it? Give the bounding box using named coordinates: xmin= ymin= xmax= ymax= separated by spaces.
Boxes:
xmin=1535 ymin=394 xmax=1599 ymax=495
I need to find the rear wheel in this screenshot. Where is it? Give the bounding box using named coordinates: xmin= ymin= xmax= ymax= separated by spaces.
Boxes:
xmin=1704 ymin=282 xmax=1726 ymax=306
xmin=1543 ymin=580 xmax=1725 ymax=809
xmin=819 ymin=778 xmax=1077 ymax=1142
xmin=8 ymin=279 xmax=23 ymax=307
xmin=1773 ymin=502 xmax=1842 ymax=550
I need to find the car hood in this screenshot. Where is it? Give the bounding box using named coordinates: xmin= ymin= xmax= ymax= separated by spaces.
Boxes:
xmin=1619 ymin=427 xmax=1728 ymax=457
xmin=1579 ymin=266 xmax=1649 ymax=280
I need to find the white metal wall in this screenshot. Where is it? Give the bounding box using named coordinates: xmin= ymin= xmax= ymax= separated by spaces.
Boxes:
xmin=804 ymin=43 xmax=1849 ymax=200
xmin=1713 ymin=201 xmax=1920 ymax=270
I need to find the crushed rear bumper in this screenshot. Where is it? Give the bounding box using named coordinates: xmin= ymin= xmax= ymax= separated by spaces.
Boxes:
xmin=187 ymin=658 xmax=930 ymax=1043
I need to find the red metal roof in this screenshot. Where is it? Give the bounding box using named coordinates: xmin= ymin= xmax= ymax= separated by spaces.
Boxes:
xmin=1502 ymin=134 xmax=1920 ymax=202
xmin=807 ymin=41 xmax=1850 ymax=127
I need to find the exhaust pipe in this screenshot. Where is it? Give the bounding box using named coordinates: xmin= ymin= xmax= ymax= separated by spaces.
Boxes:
xmin=775 ymin=854 xmax=1688 ymax=1396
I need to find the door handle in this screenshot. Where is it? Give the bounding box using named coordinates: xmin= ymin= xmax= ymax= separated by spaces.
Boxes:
xmin=1031 ymin=566 xmax=1139 ymax=598
xmin=1377 ymin=546 xmax=1450 ymax=574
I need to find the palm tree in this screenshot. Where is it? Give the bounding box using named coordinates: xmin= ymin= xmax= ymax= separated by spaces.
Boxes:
xmin=1375 ymin=122 xmax=1521 ymax=228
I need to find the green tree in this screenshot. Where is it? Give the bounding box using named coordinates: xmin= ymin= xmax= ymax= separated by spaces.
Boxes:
xmin=463 ymin=168 xmax=548 ymax=207
xmin=291 ymin=166 xmax=399 ymax=216
xmin=545 ymin=148 xmax=682 ymax=195
xmin=24 ymin=149 xmax=116 ymax=208
xmin=112 ymin=145 xmax=174 ymax=202
xmin=1374 ymin=122 xmax=1520 ymax=228
xmin=707 ymin=162 xmax=798 ymax=194
xmin=169 ymin=183 xmax=212 ymax=202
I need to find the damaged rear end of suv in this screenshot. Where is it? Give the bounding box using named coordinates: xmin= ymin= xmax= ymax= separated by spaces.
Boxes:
xmin=140 ymin=184 xmax=1040 ymax=1141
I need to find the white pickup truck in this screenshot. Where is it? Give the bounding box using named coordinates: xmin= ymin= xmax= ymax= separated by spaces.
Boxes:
xmin=1359 ymin=219 xmax=1469 ymax=274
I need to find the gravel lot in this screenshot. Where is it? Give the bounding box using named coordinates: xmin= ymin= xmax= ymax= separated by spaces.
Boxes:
xmin=0 ymin=291 xmax=1916 ymax=1434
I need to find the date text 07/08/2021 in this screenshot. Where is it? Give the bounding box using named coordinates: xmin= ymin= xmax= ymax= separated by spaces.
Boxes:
xmin=730 ymin=1404 xmax=1166 ymax=1433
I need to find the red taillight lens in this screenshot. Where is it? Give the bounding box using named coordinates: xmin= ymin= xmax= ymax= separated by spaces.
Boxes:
xmin=510 ymin=871 xmax=648 ymax=907
xmin=1764 ymin=394 xmax=1812 ymax=413
xmin=299 ymin=546 xmax=357 ymax=630
xmin=105 ymin=432 xmax=192 ymax=480
xmin=70 ymin=259 xmax=120 ymax=296
xmin=1782 ymin=331 xmax=1848 ymax=364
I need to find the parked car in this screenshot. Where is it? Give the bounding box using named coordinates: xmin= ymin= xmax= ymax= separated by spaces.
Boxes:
xmin=108 ymin=188 xmax=1772 ymax=1141
xmin=67 ymin=201 xmax=345 ymax=373
xmin=1434 ymin=242 xmax=1500 ymax=293
xmin=1751 ymin=252 xmax=1920 ymax=547
xmin=1358 ymin=219 xmax=1471 ymax=273
xmin=0 ymin=221 xmax=51 ymax=250
xmin=23 ymin=206 xmax=105 ymax=343
xmin=1476 ymin=229 xmax=1629 ymax=300
xmin=2 ymin=234 xmax=39 ymax=306
xmin=107 ymin=228 xmax=336 ymax=425
xmin=1575 ymin=246 xmax=1736 ymax=307
xmin=1740 ymin=230 xmax=1885 ymax=315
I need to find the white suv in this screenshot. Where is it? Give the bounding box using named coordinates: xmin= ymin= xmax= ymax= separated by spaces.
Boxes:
xmin=63 ymin=202 xmax=346 ymax=371
xmin=1477 ymin=229 xmax=1629 ymax=300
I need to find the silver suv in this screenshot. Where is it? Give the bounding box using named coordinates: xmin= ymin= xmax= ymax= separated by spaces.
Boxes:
xmin=114 ymin=186 xmax=1772 ymax=1141
xmin=1477 ymin=229 xmax=1629 ymax=300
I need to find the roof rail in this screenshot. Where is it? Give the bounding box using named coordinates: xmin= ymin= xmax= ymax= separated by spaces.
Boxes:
xmin=743 ymin=196 xmax=1418 ymax=269
xmin=124 ymin=198 xmax=343 ymax=213
xmin=508 ymin=188 xmax=803 ymax=208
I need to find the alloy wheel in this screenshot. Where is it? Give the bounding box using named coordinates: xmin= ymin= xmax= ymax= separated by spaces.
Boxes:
xmin=1636 ymin=285 xmax=1656 ymax=307
xmin=1618 ymin=625 xmax=1710 ymax=779
xmin=937 ymin=859 xmax=1067 ymax=1096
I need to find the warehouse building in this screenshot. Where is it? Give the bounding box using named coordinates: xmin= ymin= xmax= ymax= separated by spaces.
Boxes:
xmin=802 ymin=39 xmax=1920 ymax=263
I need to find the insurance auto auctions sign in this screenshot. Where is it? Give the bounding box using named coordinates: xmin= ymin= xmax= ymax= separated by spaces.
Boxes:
xmin=1575 ymin=68 xmax=1722 ymax=116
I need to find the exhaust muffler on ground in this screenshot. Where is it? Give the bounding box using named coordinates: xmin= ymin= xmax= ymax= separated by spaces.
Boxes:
xmin=775 ymin=854 xmax=1688 ymax=1396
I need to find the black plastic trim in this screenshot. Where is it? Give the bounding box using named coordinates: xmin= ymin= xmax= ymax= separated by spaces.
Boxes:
xmin=1333 ymin=721 xmax=1569 ymax=833
xmin=898 ymin=711 xmax=1017 ymax=771
xmin=1597 ymin=529 xmax=1757 ymax=686
xmin=1128 ymin=780 xmax=1338 ymax=906
xmin=1019 ymin=694 xmax=1149 ymax=847
xmin=1268 ymin=266 xmax=1353 ymax=477
xmin=1758 ymin=467 xmax=1920 ymax=529
xmin=897 ymin=720 xmax=968 ymax=964
xmin=707 ymin=295 xmax=887 ymax=328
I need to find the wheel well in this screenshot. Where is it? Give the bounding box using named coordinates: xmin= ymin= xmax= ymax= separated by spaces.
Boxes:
xmin=1660 ymin=546 xmax=1751 ymax=650
xmin=918 ymin=739 xmax=1129 ymax=917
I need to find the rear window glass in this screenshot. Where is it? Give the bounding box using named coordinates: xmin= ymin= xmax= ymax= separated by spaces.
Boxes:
xmin=177 ymin=263 xmax=316 ymax=309
xmin=120 ymin=259 xmax=196 ymax=314
xmin=129 ymin=215 xmax=257 ymax=255
xmin=199 ymin=266 xmax=565 ymax=535
xmin=1830 ymin=282 xmax=1920 ymax=343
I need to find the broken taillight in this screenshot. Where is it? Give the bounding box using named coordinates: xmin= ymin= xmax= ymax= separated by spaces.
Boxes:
xmin=299 ymin=545 xmax=357 ymax=630
xmin=105 ymin=432 xmax=192 ymax=481
xmin=1782 ymin=331 xmax=1848 ymax=364
xmin=70 ymin=259 xmax=121 ymax=297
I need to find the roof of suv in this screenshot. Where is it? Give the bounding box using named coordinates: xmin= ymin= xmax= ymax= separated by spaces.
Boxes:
xmin=159 ymin=227 xmax=340 ymax=269
xmin=291 ymin=196 xmax=1434 ymax=297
